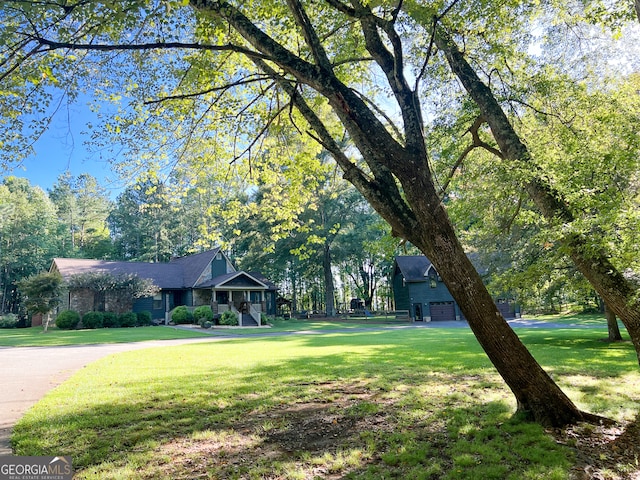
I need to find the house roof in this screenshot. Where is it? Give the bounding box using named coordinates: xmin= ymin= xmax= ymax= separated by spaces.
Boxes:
xmin=246 ymin=271 xmax=278 ymax=291
xmin=168 ymin=247 xmax=223 ymax=288
xmin=51 ymin=248 xmax=276 ymax=293
xmin=52 ymin=248 xmax=223 ymax=290
xmin=394 ymin=256 xmax=437 ymax=282
xmin=52 ymin=258 xmax=186 ymax=289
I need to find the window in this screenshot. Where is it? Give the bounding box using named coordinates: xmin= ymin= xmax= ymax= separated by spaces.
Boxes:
xmin=216 ymin=291 xmax=229 ymax=304
xmin=250 ymin=291 xmax=262 ymax=304
xmin=153 ymin=293 xmax=163 ymax=310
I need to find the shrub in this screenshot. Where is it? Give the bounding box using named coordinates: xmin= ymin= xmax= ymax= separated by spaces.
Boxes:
xmin=102 ymin=311 xmax=120 ymax=328
xmin=0 ymin=314 xmax=18 ymax=329
xmin=202 ymin=320 xmax=213 ymax=329
xmin=136 ymin=311 xmax=152 ymax=326
xmin=82 ymin=311 xmax=104 ymax=329
xmin=119 ymin=312 xmax=137 ymax=328
xmin=219 ymin=310 xmax=239 ymax=326
xmin=194 ymin=305 xmax=214 ymax=326
xmin=56 ymin=310 xmax=80 ymax=330
xmin=172 ymin=306 xmax=193 ymax=325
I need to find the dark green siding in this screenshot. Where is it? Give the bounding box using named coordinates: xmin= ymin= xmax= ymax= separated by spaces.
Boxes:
xmin=133 ymin=297 xmax=164 ymax=320
xmin=211 ymin=255 xmax=228 ymax=278
xmin=392 ymin=273 xmax=410 ymax=310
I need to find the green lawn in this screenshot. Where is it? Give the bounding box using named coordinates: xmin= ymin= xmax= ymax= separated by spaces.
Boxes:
xmin=0 ymin=318 xmax=414 ymax=346
xmin=10 ymin=321 xmax=639 ymax=479
xmin=0 ymin=313 xmax=616 ymax=347
xmin=0 ymin=325 xmax=212 ymax=346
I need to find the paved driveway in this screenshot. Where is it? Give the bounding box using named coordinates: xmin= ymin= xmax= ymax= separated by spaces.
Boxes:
xmin=0 ymin=337 xmax=229 ymax=455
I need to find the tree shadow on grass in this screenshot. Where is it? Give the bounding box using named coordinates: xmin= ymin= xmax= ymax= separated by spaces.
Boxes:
xmin=11 ymin=330 xmax=638 ymax=478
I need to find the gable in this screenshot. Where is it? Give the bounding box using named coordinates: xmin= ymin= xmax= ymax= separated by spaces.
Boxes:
xmin=394 ymin=256 xmax=436 ymax=283
xmin=168 ymin=248 xmax=235 ymax=287
xmin=197 ymin=271 xmax=269 ymax=289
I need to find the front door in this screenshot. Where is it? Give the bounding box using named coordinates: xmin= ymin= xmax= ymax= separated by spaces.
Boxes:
xmin=232 ymin=291 xmax=245 ymax=309
xmin=413 ymin=303 xmax=423 ymax=321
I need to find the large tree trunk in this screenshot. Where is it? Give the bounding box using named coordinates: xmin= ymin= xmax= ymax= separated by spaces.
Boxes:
xmin=395 ymin=165 xmax=586 ymax=426
xmin=323 ymin=244 xmax=336 ymax=317
xmin=203 ymin=0 xmax=594 ymax=427
xmin=435 ymin=29 xmax=640 ymax=364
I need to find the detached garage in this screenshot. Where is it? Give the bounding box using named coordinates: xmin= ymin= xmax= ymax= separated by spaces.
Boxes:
xmin=392 ymin=256 xmax=516 ymax=322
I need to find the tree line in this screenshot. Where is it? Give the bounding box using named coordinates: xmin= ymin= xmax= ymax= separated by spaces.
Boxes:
xmin=0 ymin=171 xmax=399 ymax=317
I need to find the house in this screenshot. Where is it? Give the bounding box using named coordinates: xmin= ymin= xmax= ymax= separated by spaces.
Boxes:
xmin=392 ymin=256 xmax=516 ymax=321
xmin=50 ymin=248 xmax=277 ymax=326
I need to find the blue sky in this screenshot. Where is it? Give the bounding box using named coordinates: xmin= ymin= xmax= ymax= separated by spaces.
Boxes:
xmin=3 ymin=100 xmax=126 ymax=198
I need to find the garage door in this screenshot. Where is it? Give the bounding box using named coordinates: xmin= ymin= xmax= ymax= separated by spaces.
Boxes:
xmin=429 ymin=302 xmax=456 ymax=321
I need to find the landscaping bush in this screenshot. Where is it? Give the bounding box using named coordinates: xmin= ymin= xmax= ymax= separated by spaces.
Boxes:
xmin=119 ymin=312 xmax=137 ymax=328
xmin=56 ymin=310 xmax=80 ymax=330
xmin=102 ymin=311 xmax=120 ymax=328
xmin=171 ymin=306 xmax=194 ymax=325
xmin=0 ymin=314 xmax=18 ymax=329
xmin=219 ymin=310 xmax=239 ymax=326
xmin=136 ymin=311 xmax=152 ymax=326
xmin=82 ymin=311 xmax=104 ymax=329
xmin=193 ymin=305 xmax=214 ymax=327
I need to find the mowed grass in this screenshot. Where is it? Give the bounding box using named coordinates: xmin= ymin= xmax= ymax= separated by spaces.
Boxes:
xmin=0 ymin=318 xmax=413 ymax=346
xmin=0 ymin=325 xmax=213 ymax=346
xmin=11 ymin=325 xmax=639 ymax=479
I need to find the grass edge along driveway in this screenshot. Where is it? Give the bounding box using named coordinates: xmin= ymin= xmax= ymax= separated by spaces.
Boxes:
xmin=10 ymin=323 xmax=640 ymax=479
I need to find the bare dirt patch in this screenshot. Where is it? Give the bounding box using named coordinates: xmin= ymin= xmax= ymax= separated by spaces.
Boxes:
xmin=151 ymin=381 xmax=401 ymax=479
xmin=556 ymin=418 xmax=640 ymax=479
xmin=150 ymin=380 xmax=640 ymax=479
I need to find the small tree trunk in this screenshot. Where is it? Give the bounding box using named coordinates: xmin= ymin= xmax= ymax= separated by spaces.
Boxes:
xmin=605 ymin=303 xmax=623 ymax=342
xmin=435 ymin=29 xmax=640 ymax=365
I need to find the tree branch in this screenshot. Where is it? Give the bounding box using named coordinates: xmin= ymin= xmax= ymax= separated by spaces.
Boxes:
xmin=438 ymin=116 xmax=503 ymax=196
xmin=143 ymin=75 xmax=271 ymax=105
xmin=287 ymin=0 xmax=334 ymax=71
xmin=254 ymin=58 xmax=417 ymax=238
xmin=29 ymin=36 xmax=268 ymax=59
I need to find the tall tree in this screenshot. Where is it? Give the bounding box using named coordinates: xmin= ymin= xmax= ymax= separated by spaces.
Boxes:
xmin=339 ymin=210 xmax=394 ymax=310
xmin=1 ymin=0 xmax=621 ymax=426
xmin=109 ymin=177 xmax=180 ymax=262
xmin=0 ymin=177 xmax=60 ymax=313
xmin=49 ymin=172 xmax=113 ymax=258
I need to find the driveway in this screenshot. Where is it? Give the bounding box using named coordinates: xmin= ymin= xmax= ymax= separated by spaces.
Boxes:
xmin=0 ymin=319 xmax=587 ymax=455
xmin=0 ymin=336 xmax=230 ymax=456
